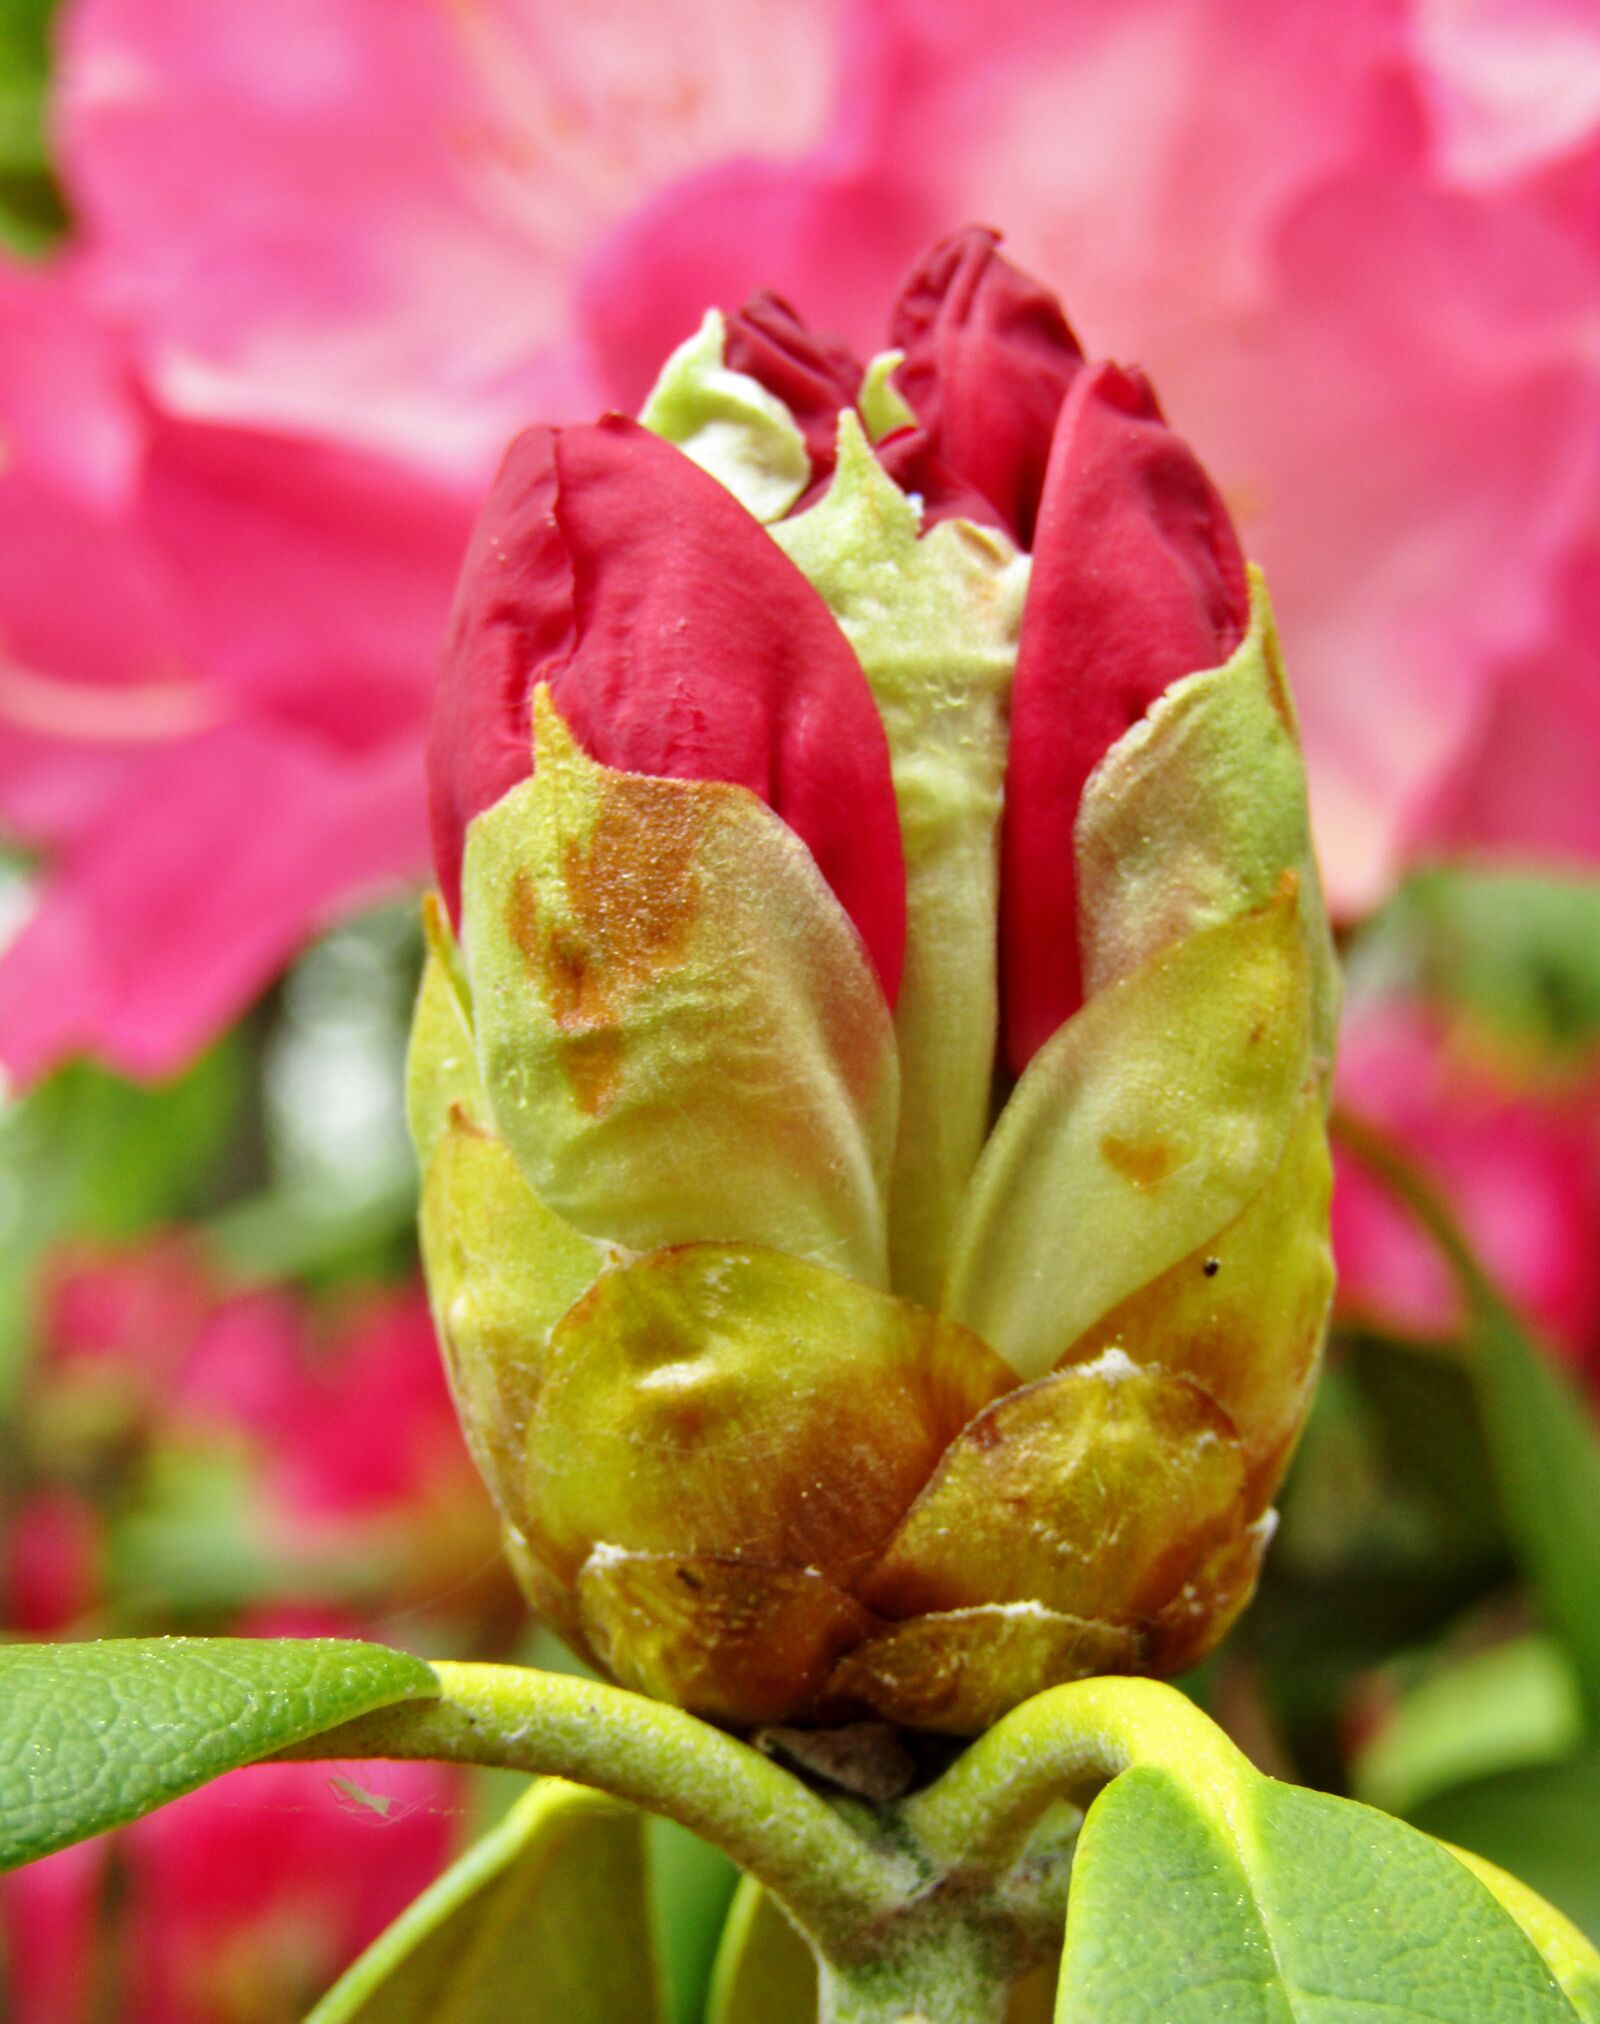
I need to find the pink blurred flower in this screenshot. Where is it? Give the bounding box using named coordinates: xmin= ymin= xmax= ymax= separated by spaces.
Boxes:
xmin=1 ymin=1727 xmax=462 ymax=2024
xmin=1333 ymin=997 xmax=1600 ymax=1378
xmin=42 ymin=1229 xmax=214 ymax=1393
xmin=0 ymin=1838 xmax=104 ymax=2024
xmin=0 ymin=259 xmax=469 ymax=1083
xmin=2 ymin=1489 xmax=102 ymax=1636
xmin=18 ymin=1239 xmax=497 ymax=1611
xmin=1417 ymin=524 xmax=1600 ymax=871
xmin=3 ymin=1255 xmax=488 ymax=2019
xmin=2 ymin=0 xmax=1598 ymax=1079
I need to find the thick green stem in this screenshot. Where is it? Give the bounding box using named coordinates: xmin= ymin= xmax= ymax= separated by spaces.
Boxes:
xmin=279 ymin=1662 xmax=1260 ymax=2017
xmin=904 ymin=1675 xmax=1249 ymax=1879
xmin=277 ymin=1660 xmax=905 ymax=1954
xmin=816 ymin=1935 xmax=1013 ymax=2024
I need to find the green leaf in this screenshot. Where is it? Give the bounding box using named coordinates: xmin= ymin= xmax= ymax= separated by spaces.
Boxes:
xmin=1411 ymin=1751 xmax=1600 ymax=1948
xmin=0 ymin=1042 xmax=245 ymax=1404
xmin=648 ymin=1817 xmax=740 ymax=2024
xmin=308 ymin=1779 xmax=667 ymax=2023
xmin=1354 ymin=1635 xmax=1582 ymax=1817
xmin=1348 ymin=869 xmax=1600 ymax=1061
xmin=1058 ymin=1765 xmax=1588 ymax=2020
xmin=1451 ymin=1842 xmax=1600 ymax=2019
xmin=1467 ymin=1291 xmax=1600 ymax=1727
xmin=707 ymin=1878 xmax=815 ymax=2024
xmin=0 ymin=1638 xmax=437 ymax=1870
xmin=0 ymin=0 xmax=65 ymax=253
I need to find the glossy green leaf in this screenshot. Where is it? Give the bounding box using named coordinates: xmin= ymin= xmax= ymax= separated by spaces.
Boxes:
xmin=1058 ymin=1764 xmax=1588 ymax=2020
xmin=1452 ymin=1845 xmax=1600 ymax=2021
xmin=308 ymin=1779 xmax=667 ymax=2023
xmin=0 ymin=1638 xmax=437 ymax=1870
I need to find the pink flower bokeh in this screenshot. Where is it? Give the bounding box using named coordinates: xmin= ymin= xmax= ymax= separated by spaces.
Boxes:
xmin=1 ymin=0 xmax=1598 ymax=1082
xmin=0 ymin=1237 xmax=490 ymax=2021
xmin=1333 ymin=995 xmax=1600 ymax=1381
xmin=1 ymin=1726 xmax=462 ymax=2024
xmin=2 ymin=1239 xmax=502 ymax=1635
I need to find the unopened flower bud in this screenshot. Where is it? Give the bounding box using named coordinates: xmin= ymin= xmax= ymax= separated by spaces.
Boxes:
xmin=410 ymin=231 xmax=1338 ymax=1734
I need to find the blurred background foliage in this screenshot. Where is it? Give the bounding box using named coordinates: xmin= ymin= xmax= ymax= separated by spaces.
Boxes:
xmin=0 ymin=0 xmax=64 ymax=256
xmin=4 ymin=0 xmax=1600 ymax=2018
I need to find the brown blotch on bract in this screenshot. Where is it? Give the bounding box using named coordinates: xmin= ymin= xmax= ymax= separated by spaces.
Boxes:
xmin=1261 ymin=630 xmax=1298 ymax=738
xmin=503 ymin=777 xmax=711 ymax=1114
xmin=1101 ymin=1133 xmax=1177 ymax=1189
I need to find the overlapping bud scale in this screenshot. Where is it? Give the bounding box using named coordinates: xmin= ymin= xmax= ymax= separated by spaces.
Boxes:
xmin=411 ymin=228 xmax=1339 ymax=1734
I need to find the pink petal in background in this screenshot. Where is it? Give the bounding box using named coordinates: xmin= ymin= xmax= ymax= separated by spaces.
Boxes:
xmin=0 ymin=0 xmax=1595 ymax=1083
xmin=1333 ymin=998 xmax=1600 ymax=1378
xmin=55 ymin=0 xmax=850 ymax=476
xmin=0 ymin=1741 xmax=461 ymax=2024
xmin=0 ymin=265 xmax=468 ymax=1082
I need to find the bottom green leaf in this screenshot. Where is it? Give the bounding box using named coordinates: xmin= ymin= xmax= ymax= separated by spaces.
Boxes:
xmin=708 ymin=1877 xmax=816 ymax=2024
xmin=309 ymin=1779 xmax=666 ymax=2022
xmin=1057 ymin=1763 xmax=1595 ymax=2021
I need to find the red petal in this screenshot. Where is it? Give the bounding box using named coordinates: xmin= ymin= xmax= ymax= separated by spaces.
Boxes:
xmin=886 ymin=226 xmax=1084 ymax=545
xmin=430 ymin=415 xmax=905 ymax=1002
xmin=722 ymin=287 xmax=998 ymax=525
xmin=1001 ymin=361 xmax=1249 ymax=1069
xmin=723 ymin=289 xmax=864 ymax=495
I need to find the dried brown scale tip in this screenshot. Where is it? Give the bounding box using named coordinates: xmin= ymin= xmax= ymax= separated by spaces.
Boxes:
xmin=753 ymin=1723 xmax=917 ymax=1804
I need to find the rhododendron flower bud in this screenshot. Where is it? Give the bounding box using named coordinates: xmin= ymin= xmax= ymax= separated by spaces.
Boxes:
xmin=410 ymin=232 xmax=1339 ymax=1735
xmin=883 ymin=224 xmax=1084 ymax=543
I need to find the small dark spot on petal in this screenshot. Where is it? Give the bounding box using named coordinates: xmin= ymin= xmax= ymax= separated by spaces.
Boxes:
xmin=1203 ymin=1258 xmax=1220 ymax=1277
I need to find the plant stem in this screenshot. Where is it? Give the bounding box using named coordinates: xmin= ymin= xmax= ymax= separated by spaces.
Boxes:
xmin=278 ymin=1659 xmax=906 ymax=1953
xmin=1332 ymin=1104 xmax=1600 ymax=1726
xmin=904 ymin=1675 xmax=1249 ymax=1879
xmin=816 ymin=1937 xmax=1013 ymax=2024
